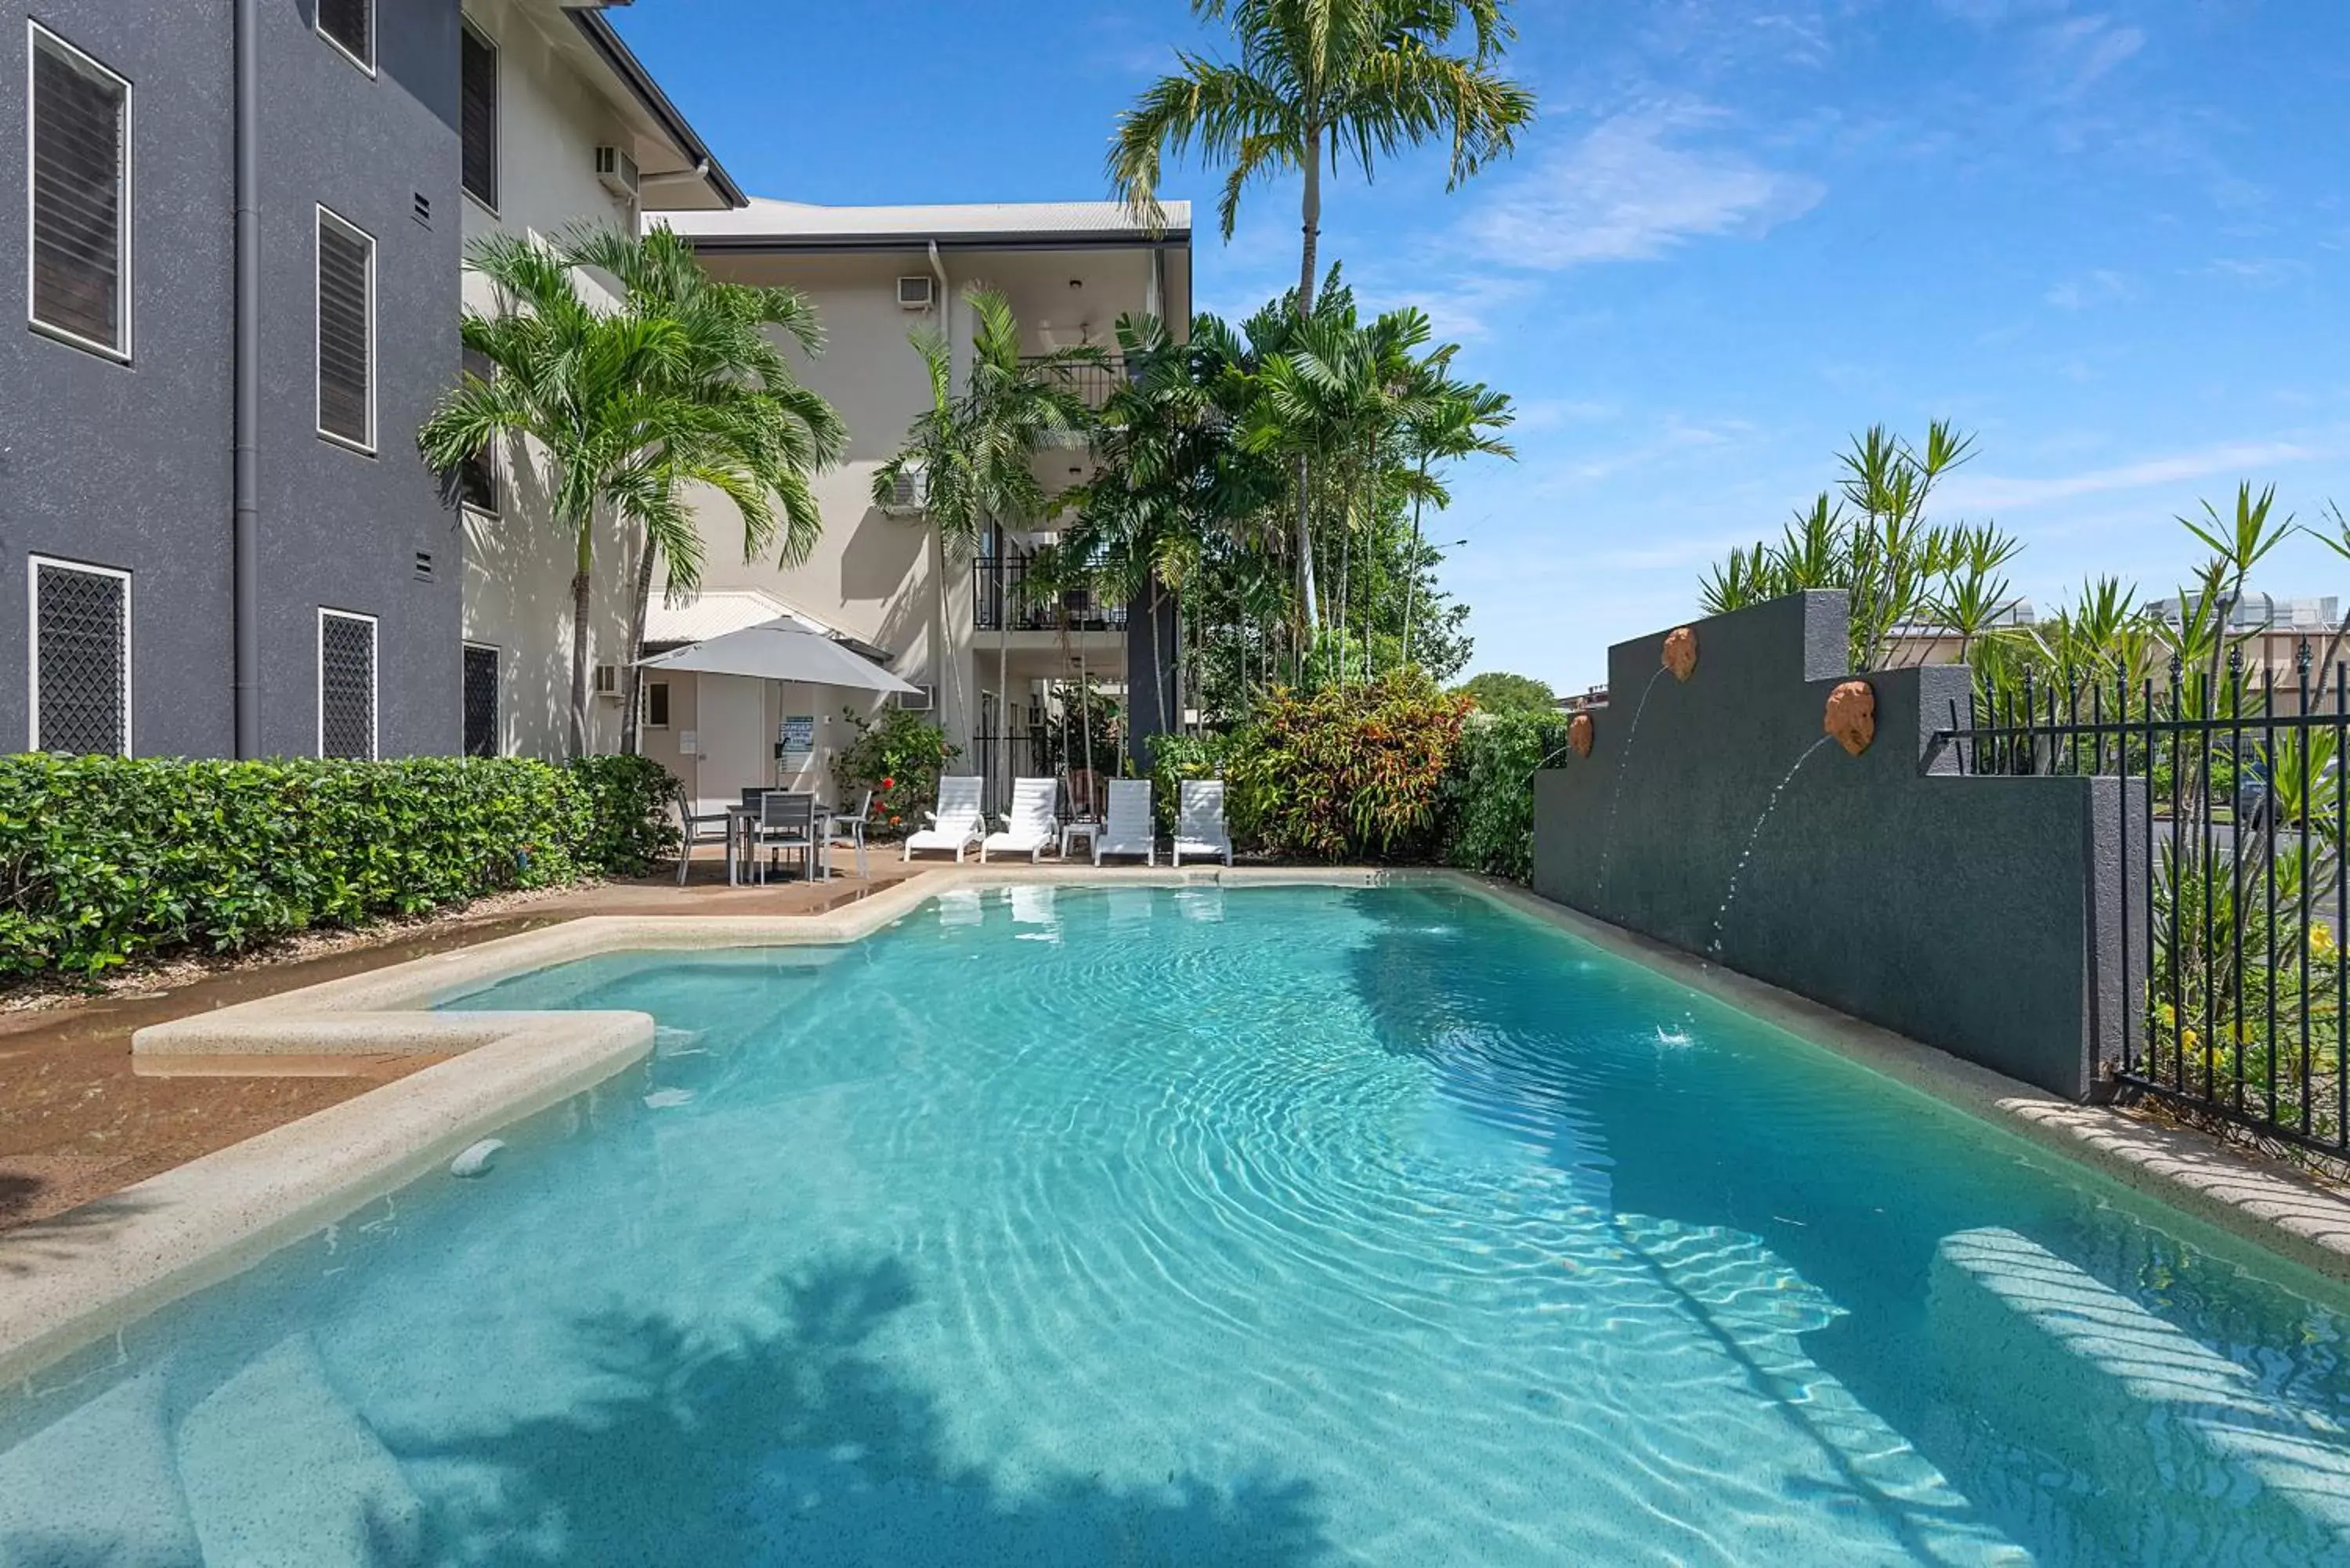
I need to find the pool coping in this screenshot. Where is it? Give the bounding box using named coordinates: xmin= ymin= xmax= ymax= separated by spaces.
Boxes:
xmin=5 ymin=865 xmax=2348 ymax=1390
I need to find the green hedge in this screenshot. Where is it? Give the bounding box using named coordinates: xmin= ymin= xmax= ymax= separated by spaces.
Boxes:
xmin=0 ymin=753 xmax=681 ymax=979
xmin=1440 ymin=710 xmax=1571 ymax=882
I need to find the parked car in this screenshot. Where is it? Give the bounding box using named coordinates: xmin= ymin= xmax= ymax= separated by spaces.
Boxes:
xmin=2236 ymin=750 xmax=2339 ymax=829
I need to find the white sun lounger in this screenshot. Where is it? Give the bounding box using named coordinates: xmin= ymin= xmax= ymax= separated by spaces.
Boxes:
xmin=902 ymin=775 xmax=985 ymax=862
xmin=980 ymin=776 xmax=1058 ymax=863
xmin=1095 ymin=778 xmax=1155 ymax=865
xmin=1171 ymin=779 xmax=1234 ymax=867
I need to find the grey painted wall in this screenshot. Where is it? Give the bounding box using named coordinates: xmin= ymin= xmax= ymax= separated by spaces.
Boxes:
xmin=0 ymin=0 xmax=464 ymax=759
xmin=1531 ymin=591 xmax=2136 ymax=1100
xmin=255 ymin=0 xmax=463 ymax=758
xmin=0 ymin=2 xmax=236 ymax=757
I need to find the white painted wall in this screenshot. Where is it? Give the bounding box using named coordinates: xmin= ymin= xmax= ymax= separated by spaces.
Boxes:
xmin=454 ymin=0 xmax=648 ymax=760
xmin=685 ymin=244 xmax=1177 ymax=765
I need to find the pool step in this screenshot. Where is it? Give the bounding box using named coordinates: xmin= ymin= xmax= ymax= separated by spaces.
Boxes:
xmin=0 ymin=1370 xmax=202 ymax=1566
xmin=174 ymin=1334 xmax=423 ymax=1567
xmin=1931 ymin=1227 xmax=2350 ymax=1563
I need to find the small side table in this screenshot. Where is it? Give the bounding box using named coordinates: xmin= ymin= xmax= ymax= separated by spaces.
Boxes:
xmin=1058 ymin=820 xmax=1101 ymax=862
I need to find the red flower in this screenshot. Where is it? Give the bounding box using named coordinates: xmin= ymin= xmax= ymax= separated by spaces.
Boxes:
xmin=882 ymin=775 xmax=896 ymax=789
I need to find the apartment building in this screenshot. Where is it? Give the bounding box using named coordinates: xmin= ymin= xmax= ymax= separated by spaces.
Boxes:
xmin=643 ymin=199 xmax=1194 ymax=808
xmin=450 ymin=0 xmax=739 ymax=759
xmin=0 ymin=0 xmax=731 ymax=761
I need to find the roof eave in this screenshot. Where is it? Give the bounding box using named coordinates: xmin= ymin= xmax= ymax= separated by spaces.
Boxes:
xmin=685 ymin=229 xmax=1194 ymax=255
xmin=566 ymin=7 xmax=747 ymax=209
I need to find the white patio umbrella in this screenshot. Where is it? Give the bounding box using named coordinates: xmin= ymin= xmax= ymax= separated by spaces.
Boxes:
xmin=635 ymin=618 xmax=920 ymax=695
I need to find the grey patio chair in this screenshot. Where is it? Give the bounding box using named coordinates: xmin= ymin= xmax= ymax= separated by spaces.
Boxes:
xmin=677 ymin=797 xmax=734 ymax=886
xmin=827 ymin=789 xmax=873 ymax=880
xmin=751 ymin=791 xmax=819 ymax=884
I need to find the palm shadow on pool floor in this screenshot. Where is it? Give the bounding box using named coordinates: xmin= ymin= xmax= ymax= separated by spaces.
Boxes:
xmin=391 ymin=1253 xmax=1334 ymax=1568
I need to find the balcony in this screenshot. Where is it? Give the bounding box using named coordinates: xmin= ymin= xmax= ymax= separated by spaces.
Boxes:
xmin=1019 ymin=356 xmax=1127 ymax=412
xmin=974 ymin=558 xmax=1128 ymax=634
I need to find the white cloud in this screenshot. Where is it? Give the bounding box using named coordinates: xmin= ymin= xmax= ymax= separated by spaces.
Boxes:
xmin=2203 ymin=257 xmax=2307 ymax=284
xmin=1941 ymin=439 xmax=2328 ymax=511
xmin=2044 ymin=16 xmax=2145 ymax=96
xmin=2044 ymin=268 xmax=2131 ymax=309
xmin=1462 ymin=104 xmax=1825 ymax=267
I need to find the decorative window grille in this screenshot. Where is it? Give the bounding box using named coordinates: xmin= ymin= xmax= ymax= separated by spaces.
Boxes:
xmin=29 ymin=26 xmax=129 ymax=356
xmin=461 ymin=23 xmax=497 ymax=208
xmin=318 ymin=610 xmax=377 ymax=759
xmin=317 ymin=0 xmax=373 ymax=70
xmin=29 ymin=558 xmax=128 ymax=753
xmin=316 ymin=208 xmax=374 ymax=448
xmin=462 ymin=644 xmax=499 ymax=757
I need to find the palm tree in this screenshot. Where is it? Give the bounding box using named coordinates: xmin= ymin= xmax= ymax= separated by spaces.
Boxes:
xmin=872 ymin=290 xmax=1095 ymax=800
xmin=1108 ymin=0 xmax=1535 ymax=629
xmin=562 ymin=226 xmax=845 ymax=753
xmin=419 ymin=229 xmax=834 ymax=759
xmin=1397 ymin=369 xmax=1513 ymax=670
xmin=1055 ymin=311 xmax=1284 ymax=745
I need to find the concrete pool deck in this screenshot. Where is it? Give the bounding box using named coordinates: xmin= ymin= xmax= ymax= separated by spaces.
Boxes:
xmin=4 ymin=866 xmax=2348 ymax=1391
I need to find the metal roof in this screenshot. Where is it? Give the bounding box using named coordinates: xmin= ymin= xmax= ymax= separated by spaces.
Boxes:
xmin=667 ymin=197 xmax=1193 ymax=251
xmin=643 ymin=589 xmax=833 ymax=646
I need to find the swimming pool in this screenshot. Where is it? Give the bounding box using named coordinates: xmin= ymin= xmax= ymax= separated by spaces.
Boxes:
xmin=3 ymin=881 xmax=2348 ymax=1566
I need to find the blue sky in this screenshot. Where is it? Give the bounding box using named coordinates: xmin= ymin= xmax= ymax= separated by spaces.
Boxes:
xmin=615 ymin=1 xmax=2350 ymax=691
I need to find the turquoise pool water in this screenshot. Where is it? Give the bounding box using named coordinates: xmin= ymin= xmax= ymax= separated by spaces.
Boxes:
xmin=4 ymin=883 xmax=2349 ymax=1566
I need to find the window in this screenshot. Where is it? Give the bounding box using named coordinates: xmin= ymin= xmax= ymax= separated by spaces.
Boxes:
xmin=644 ymin=681 xmax=670 ymax=730
xmin=460 ymin=23 xmax=497 ymax=209
xmin=28 ymin=556 xmax=128 ymax=753
xmin=27 ymin=25 xmax=130 ymax=358
xmin=316 ymin=208 xmax=374 ymax=450
xmin=316 ymin=0 xmax=373 ymax=73
xmin=318 ymin=609 xmax=377 ymax=759
xmin=457 ymin=345 xmax=498 ymax=513
xmin=462 ymin=643 xmax=499 ymax=757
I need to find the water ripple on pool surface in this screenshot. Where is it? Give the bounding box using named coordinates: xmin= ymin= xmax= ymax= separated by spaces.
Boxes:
xmin=4 ymin=884 xmax=2350 ymax=1566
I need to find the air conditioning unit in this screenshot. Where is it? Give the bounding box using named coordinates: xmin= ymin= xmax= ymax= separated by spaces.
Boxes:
xmin=877 ymin=462 xmax=927 ymax=516
xmin=892 ymin=685 xmax=935 ymax=712
xmin=896 ymin=275 xmax=935 ymax=310
xmin=592 ymin=663 xmax=622 ymax=699
xmin=594 ymin=145 xmax=640 ymax=201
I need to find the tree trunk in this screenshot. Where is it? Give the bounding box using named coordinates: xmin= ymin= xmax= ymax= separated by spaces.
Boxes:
xmin=995 ymin=535 xmax=1010 ymax=804
xmin=1401 ymin=457 xmax=1428 ymax=672
xmin=568 ymin=533 xmax=593 ymax=761
xmin=1292 ymin=125 xmax=1323 ymax=677
xmin=620 ymin=539 xmax=656 ymax=756
xmin=931 ymin=524 xmax=962 ymax=744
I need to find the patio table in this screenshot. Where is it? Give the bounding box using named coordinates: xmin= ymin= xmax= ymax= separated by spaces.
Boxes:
xmin=726 ymin=801 xmax=833 ymax=887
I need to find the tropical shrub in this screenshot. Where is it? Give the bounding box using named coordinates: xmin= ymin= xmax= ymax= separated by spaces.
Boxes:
xmin=1227 ymin=676 xmax=1470 ymax=860
xmin=1441 ymin=709 xmax=1571 ymax=881
xmin=833 ymin=707 xmax=960 ymax=839
xmin=1147 ymin=730 xmax=1246 ymax=837
xmin=566 ymin=753 xmax=684 ymax=876
xmin=0 ymin=753 xmax=681 ymax=980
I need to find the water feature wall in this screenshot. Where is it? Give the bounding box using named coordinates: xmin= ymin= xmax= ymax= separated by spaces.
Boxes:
xmin=1531 ymin=591 xmax=2138 ymax=1100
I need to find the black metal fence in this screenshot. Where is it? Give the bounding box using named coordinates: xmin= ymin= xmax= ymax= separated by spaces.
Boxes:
xmin=1932 ymin=646 xmax=2348 ymax=1158
xmin=972 ymin=727 xmax=1054 ymax=818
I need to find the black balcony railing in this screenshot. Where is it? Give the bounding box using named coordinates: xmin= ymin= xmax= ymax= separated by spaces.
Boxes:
xmin=1019 ymin=356 xmax=1126 ymax=412
xmin=974 ymin=558 xmax=1128 ymax=634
